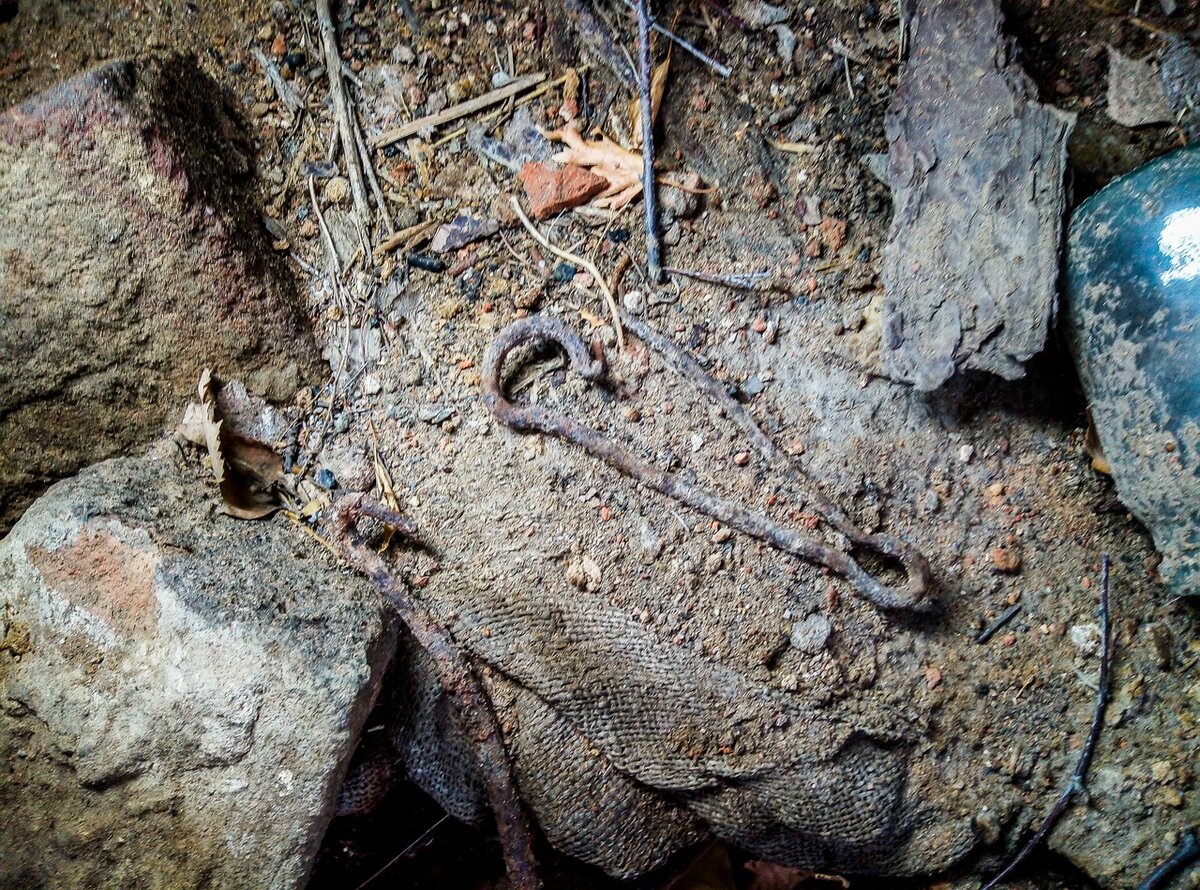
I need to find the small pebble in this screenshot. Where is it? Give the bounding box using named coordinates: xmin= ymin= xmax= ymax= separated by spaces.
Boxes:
xmin=990 ymin=547 xmax=1021 ymax=573
xmin=733 ymin=451 xmax=751 ymax=466
xmin=324 ymin=176 xmax=350 ymax=205
xmin=1070 ymin=623 xmax=1101 ymax=657
xmin=566 ymin=556 xmax=602 ymax=591
xmin=552 ymin=262 xmax=576 ymax=282
xmin=315 ymin=468 xmax=338 ymax=489
xmin=974 ymin=808 xmax=1002 ymax=845
xmin=741 ymin=376 xmax=765 ymax=398
xmin=958 ymin=444 xmax=975 ymax=463
xmin=1146 ymin=622 xmax=1173 ymax=671
xmin=406 ymin=253 xmax=447 ymax=273
xmin=639 ymin=526 xmax=663 ymax=564
xmin=790 ymin=614 xmax=832 ymax=654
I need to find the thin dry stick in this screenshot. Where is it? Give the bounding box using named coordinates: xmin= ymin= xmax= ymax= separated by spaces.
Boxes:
xmin=765 ymin=135 xmax=818 ymax=154
xmin=353 ymin=109 xmax=394 ymax=235
xmin=1138 ymin=828 xmax=1200 ymax=890
xmin=283 ymin=511 xmax=343 ymax=560
xmin=371 ymin=72 xmax=547 ymax=148
xmin=374 ymin=219 xmax=439 ymax=256
xmin=981 ymin=555 xmax=1114 ymax=890
xmin=619 ymin=0 xmax=730 ymax=77
xmin=316 ymin=0 xmax=372 ymax=232
xmin=330 ymin=496 xmax=541 ymax=890
xmin=308 ymin=175 xmax=342 ymax=276
xmin=510 ymin=197 xmax=625 ymax=350
xmin=976 ymin=603 xmax=1022 ymax=644
xmin=429 ymin=69 xmax=591 ymax=152
xmin=635 ymin=0 xmax=662 ymax=283
xmin=250 ymin=47 xmax=304 ymax=115
xmin=664 ymin=266 xmax=774 ymax=291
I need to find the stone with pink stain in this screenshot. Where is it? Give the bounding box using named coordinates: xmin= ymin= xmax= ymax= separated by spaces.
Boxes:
xmin=0 ymin=446 xmax=397 ymax=887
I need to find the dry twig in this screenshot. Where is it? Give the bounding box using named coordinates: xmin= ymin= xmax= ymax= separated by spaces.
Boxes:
xmin=980 ymin=556 xmax=1114 ymax=890
xmin=635 ymin=0 xmax=662 ymax=283
xmin=316 ymin=0 xmax=372 ymax=234
xmin=250 ymin=47 xmax=304 ymax=115
xmin=371 ymin=73 xmax=547 ymax=148
xmin=664 ymin=266 xmax=775 ymax=291
xmin=308 ymin=175 xmax=342 ymax=276
xmin=976 ymin=603 xmax=1022 ymax=644
xmin=619 ymin=0 xmax=731 ymax=77
xmin=1138 ymin=828 xmax=1200 ymax=890
xmin=353 ymin=111 xmax=393 ymax=235
xmin=374 ymin=220 xmax=439 ymax=257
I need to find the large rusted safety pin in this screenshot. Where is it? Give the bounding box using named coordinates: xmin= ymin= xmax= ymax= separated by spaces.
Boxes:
xmin=481 ymin=315 xmax=934 ymax=612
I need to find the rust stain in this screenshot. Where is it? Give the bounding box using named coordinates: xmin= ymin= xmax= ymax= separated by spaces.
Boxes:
xmin=27 ymin=525 xmax=160 ymax=639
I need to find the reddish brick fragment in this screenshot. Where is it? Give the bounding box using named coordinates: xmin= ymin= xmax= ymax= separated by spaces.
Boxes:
xmin=519 ymin=162 xmax=607 ymax=219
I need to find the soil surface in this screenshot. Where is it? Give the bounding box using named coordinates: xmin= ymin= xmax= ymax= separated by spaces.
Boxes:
xmin=3 ymin=1 xmax=1199 ymax=889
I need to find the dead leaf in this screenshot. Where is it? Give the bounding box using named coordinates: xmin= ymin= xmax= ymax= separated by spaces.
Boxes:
xmin=186 ymin=369 xmax=286 ymax=520
xmin=196 ymin=369 xmax=226 ymax=487
xmin=745 ymin=860 xmax=849 ymax=890
xmin=628 ymin=53 xmax=672 ymax=148
xmin=546 ymin=124 xmax=644 ymax=210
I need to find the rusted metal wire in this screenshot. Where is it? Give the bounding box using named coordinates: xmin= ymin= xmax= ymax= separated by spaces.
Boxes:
xmin=329 ymin=495 xmax=541 ymax=890
xmin=482 ymin=315 xmax=933 ymax=611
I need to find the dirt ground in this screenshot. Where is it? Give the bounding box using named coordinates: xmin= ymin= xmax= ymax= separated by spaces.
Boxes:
xmin=3 ymin=1 xmax=1199 ymax=888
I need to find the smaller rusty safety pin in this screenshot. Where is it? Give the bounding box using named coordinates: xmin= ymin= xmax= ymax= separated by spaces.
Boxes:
xmin=481 ymin=315 xmax=934 ymax=612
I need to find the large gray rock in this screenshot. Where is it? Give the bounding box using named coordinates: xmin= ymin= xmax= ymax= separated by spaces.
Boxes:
xmin=0 ymin=446 xmax=396 ymax=888
xmin=1065 ymin=146 xmax=1200 ymax=597
xmin=0 ymin=56 xmax=321 ymax=531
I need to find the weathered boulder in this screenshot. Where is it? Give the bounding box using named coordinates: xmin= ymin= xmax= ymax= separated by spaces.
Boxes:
xmin=1065 ymin=145 xmax=1200 ymax=597
xmin=0 ymin=56 xmax=321 ymax=532
xmin=0 ymin=445 xmax=396 ymax=888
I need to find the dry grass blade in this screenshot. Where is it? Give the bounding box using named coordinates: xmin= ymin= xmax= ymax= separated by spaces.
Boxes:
xmin=510 ymin=196 xmax=625 ymax=350
xmin=628 ymin=53 xmax=671 ymax=148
